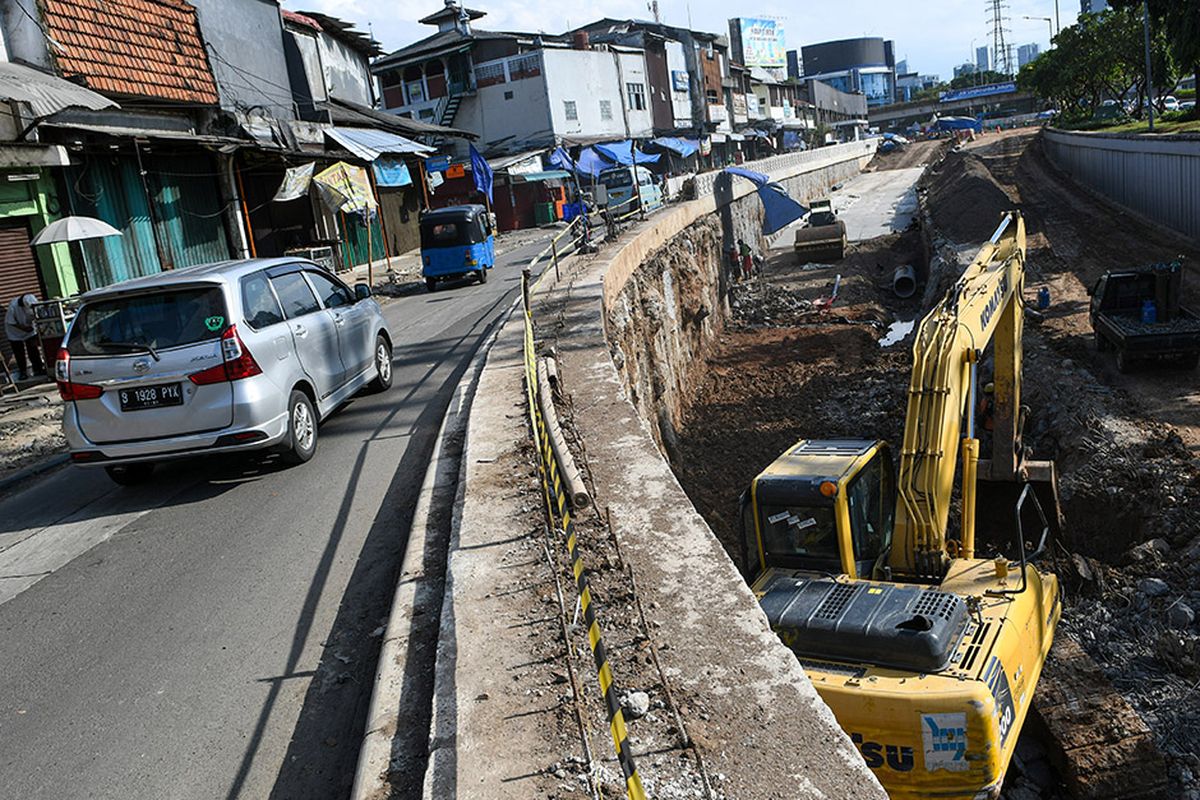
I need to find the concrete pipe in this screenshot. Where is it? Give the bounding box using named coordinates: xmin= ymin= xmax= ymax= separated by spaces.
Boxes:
xmin=536 ymin=357 xmax=591 ymax=510
xmin=893 ymin=264 xmax=917 ymax=299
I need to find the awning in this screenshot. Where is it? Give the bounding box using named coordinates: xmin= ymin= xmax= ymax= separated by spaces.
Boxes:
xmin=516 ymin=170 xmax=571 ymax=182
xmin=594 ymin=140 xmax=661 ymax=166
xmin=488 ymin=149 xmax=546 ymax=173
xmin=0 ymin=143 xmax=70 ymax=169
xmin=647 ymin=137 xmax=699 ymax=157
xmin=549 ymin=146 xmax=612 ymax=177
xmin=0 ymin=61 xmax=116 ymax=118
xmin=39 ymin=119 xmax=241 ymax=145
xmin=325 ymin=127 xmax=434 ymax=162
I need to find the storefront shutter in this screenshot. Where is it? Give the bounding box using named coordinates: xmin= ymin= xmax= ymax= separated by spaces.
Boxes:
xmin=0 ymin=220 xmax=44 ymax=305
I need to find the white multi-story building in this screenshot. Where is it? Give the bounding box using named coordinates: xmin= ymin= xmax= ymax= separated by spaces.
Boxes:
xmin=372 ymin=3 xmax=654 ymax=155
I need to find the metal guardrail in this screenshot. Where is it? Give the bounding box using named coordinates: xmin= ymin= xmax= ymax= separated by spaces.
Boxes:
xmin=521 ymin=257 xmax=647 ymax=800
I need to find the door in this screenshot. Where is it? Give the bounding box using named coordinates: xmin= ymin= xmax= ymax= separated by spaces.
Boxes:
xmin=269 ymin=270 xmax=345 ymax=398
xmin=66 ymin=285 xmax=234 ymax=443
xmin=304 ymin=269 xmax=372 ymax=380
xmin=0 ymin=219 xmax=45 ymax=370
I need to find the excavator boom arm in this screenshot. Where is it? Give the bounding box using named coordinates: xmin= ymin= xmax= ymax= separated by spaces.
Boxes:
xmin=890 ymin=212 xmax=1027 ymax=576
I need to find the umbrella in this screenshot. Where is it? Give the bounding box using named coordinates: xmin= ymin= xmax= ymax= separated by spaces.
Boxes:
xmin=31 ymin=216 xmax=122 ymax=246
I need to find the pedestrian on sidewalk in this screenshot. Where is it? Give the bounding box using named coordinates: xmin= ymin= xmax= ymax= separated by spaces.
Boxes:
xmin=5 ymin=294 xmax=43 ymax=381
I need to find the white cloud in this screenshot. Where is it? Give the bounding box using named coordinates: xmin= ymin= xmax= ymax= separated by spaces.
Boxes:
xmin=287 ymin=0 xmax=1077 ymax=82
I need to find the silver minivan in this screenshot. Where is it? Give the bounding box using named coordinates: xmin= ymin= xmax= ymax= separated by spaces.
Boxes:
xmin=58 ymin=258 xmax=393 ymax=484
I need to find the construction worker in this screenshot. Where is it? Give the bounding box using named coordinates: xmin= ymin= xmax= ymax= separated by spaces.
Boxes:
xmin=979 ymin=382 xmax=996 ymax=433
xmin=738 ymin=239 xmax=753 ymax=281
xmin=5 ymin=293 xmax=43 ymax=381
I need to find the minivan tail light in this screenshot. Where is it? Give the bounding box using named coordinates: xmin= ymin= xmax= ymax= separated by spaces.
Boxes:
xmin=189 ymin=325 xmax=262 ymax=385
xmin=55 ymin=347 xmax=104 ymax=401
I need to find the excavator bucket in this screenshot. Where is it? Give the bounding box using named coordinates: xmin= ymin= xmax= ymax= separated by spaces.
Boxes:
xmin=973 ymin=461 xmax=1063 ymax=561
xmin=793 ymin=219 xmax=847 ymax=262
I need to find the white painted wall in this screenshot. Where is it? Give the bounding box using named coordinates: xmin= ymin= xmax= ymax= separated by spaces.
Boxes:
xmin=318 ymin=33 xmax=373 ymax=106
xmin=543 ymin=47 xmax=653 ymax=140
xmin=460 ymin=52 xmax=554 ymax=153
xmin=664 ymin=40 xmax=692 ymax=128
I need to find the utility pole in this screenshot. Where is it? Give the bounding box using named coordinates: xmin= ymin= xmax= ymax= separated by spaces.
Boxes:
xmin=1141 ymin=0 xmax=1154 ymax=130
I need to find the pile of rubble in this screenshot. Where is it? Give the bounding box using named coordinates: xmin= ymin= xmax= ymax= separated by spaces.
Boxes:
xmin=0 ymin=387 xmax=64 ymax=483
xmin=728 ymin=278 xmax=813 ymax=327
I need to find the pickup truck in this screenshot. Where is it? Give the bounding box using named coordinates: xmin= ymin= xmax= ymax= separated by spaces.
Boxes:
xmin=1089 ymin=262 xmax=1200 ymax=372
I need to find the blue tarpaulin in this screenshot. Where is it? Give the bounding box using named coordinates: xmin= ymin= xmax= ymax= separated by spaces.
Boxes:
xmin=724 ymin=167 xmax=809 ymax=235
xmin=648 ymin=136 xmax=700 ymax=157
xmin=594 ymin=140 xmax=661 ymax=166
xmin=935 ymin=116 xmax=983 ymax=133
xmin=549 ymin=145 xmax=613 ymax=177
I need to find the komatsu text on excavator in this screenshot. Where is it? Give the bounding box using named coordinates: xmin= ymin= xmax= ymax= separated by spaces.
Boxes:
xmin=741 ymin=212 xmax=1061 ymax=800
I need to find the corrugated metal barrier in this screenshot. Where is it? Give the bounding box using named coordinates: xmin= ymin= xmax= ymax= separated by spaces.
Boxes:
xmin=1043 ymin=128 xmax=1200 ymax=240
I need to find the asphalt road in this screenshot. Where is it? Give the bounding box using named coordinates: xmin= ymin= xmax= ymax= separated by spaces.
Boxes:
xmin=0 ymin=237 xmax=548 ymax=800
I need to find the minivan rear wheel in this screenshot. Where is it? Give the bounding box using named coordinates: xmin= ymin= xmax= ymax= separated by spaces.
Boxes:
xmin=282 ymin=389 xmax=318 ymax=465
xmin=105 ymin=463 xmax=154 ymax=486
xmin=425 ymin=277 xmax=437 ymax=292
xmin=369 ymin=335 xmax=393 ymax=392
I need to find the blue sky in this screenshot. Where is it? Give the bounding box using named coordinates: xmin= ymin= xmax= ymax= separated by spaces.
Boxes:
xmin=292 ymin=0 xmax=1077 ymax=81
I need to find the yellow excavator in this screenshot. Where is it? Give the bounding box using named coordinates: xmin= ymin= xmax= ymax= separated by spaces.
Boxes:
xmin=741 ymin=212 xmax=1061 ymax=799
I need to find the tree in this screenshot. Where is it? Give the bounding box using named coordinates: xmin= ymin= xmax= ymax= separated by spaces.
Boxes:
xmin=1016 ymin=7 xmax=1176 ymax=120
xmin=1112 ymin=0 xmax=1200 ymax=106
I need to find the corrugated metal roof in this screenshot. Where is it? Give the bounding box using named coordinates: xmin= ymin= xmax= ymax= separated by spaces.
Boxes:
xmin=42 ymin=0 xmax=219 ymax=105
xmin=0 ymin=62 xmax=116 ymax=118
xmin=325 ymin=127 xmax=434 ymax=161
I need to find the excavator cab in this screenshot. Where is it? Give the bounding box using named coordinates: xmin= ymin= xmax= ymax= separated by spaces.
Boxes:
xmin=741 ymin=439 xmax=895 ymax=581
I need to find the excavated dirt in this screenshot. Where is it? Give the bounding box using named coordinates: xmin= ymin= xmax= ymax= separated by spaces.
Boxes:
xmin=670 ymin=130 xmax=1200 ymax=798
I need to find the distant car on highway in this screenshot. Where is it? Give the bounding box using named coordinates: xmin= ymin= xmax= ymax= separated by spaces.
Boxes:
xmin=58 ymin=259 xmax=393 ymax=484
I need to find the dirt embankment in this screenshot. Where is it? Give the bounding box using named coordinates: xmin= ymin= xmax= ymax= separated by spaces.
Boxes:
xmin=669 ymin=130 xmax=1200 ymax=797
xmin=0 ymin=385 xmax=64 ymax=486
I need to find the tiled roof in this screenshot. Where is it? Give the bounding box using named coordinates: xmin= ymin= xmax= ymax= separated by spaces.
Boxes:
xmin=42 ymin=0 xmax=219 ymax=105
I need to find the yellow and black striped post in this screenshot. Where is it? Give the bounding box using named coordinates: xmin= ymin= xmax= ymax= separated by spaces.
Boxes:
xmin=521 ymin=272 xmax=647 ymax=800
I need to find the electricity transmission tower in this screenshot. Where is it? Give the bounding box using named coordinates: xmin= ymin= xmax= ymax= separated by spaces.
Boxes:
xmin=988 ymin=0 xmax=1013 ymax=76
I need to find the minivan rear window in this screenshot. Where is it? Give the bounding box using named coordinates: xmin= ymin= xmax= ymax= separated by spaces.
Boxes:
xmin=67 ymin=287 xmax=228 ymax=357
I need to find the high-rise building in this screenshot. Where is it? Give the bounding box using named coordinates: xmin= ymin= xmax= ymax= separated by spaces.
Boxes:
xmin=953 ymin=62 xmax=977 ymax=78
xmin=800 ymin=37 xmax=897 ymax=107
xmin=1081 ymin=0 xmax=1109 ymax=13
xmin=895 ymin=59 xmax=908 ymax=76
xmin=1017 ymin=43 xmax=1040 ymax=68
xmin=976 ymin=46 xmax=989 ymax=73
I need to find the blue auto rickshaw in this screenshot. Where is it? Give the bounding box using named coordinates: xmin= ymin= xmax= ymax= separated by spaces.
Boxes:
xmin=419 ymin=204 xmax=495 ymax=292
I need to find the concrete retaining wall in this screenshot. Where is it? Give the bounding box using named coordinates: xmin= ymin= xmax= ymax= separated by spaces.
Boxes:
xmin=605 ymin=140 xmax=873 ymax=452
xmin=1043 ymin=128 xmax=1200 ymax=240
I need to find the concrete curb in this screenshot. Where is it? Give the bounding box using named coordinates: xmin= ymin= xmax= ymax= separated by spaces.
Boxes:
xmin=349 ymin=298 xmax=519 ymax=800
xmin=0 ymin=453 xmax=69 ymax=495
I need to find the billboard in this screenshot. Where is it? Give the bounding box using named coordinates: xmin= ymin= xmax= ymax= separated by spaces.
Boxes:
xmin=739 ymin=18 xmax=786 ymax=68
xmin=939 ymin=82 xmax=1017 ymax=103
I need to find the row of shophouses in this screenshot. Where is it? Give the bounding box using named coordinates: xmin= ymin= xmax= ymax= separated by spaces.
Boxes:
xmin=0 ymin=0 xmax=460 ymax=319
xmin=0 ymin=0 xmax=870 ymax=317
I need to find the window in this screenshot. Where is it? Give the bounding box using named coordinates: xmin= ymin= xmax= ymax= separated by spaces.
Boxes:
xmin=706 ymin=89 xmax=719 ymax=105
xmin=241 ymin=272 xmax=284 ymax=330
xmin=508 ymin=53 xmax=541 ymax=80
xmin=563 ymin=100 xmax=578 ymax=121
xmin=474 ymin=62 xmax=506 ymax=88
xmin=420 ymin=222 xmax=464 ymax=248
xmin=305 ymin=271 xmax=354 ymax=309
xmin=626 ymin=82 xmax=646 ymax=111
xmin=68 ymin=287 xmax=227 ymax=356
xmin=599 ymin=99 xmax=612 ymax=120
xmin=271 ymin=272 xmax=321 ymax=319
xmin=758 ymin=504 xmax=839 ymax=561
